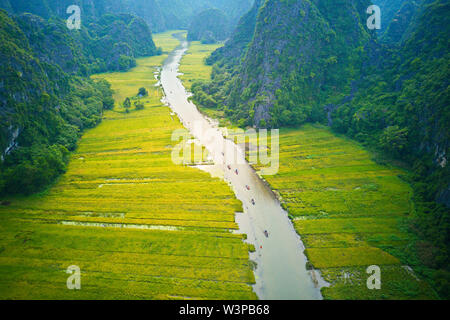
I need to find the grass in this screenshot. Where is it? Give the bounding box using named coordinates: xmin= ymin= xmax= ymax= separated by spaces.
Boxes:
xmin=260 ymin=125 xmax=437 ymax=299
xmin=177 ymin=39 xmax=235 ymax=127
xmin=154 ymin=30 xmax=185 ymax=54
xmin=173 ymin=40 xmax=438 ymax=299
xmin=179 ymin=40 xmax=221 ymax=91
xmin=0 ymin=32 xmax=256 ymax=300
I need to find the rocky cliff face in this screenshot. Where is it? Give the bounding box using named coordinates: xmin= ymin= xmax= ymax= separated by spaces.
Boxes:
xmin=12 ymin=12 xmax=157 ymax=75
xmin=207 ymin=0 xmax=262 ymax=65
xmin=198 ymin=0 xmax=448 ymax=208
xmin=227 ymin=0 xmax=372 ymax=126
xmin=0 ymin=9 xmax=115 ymax=195
xmin=1 ymin=127 xmax=20 ymax=162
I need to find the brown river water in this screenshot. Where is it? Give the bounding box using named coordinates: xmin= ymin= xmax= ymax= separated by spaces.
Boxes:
xmin=160 ymin=35 xmax=326 ymax=300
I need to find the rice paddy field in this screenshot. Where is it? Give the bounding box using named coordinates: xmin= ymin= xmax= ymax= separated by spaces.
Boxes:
xmin=260 ymin=125 xmax=438 ymax=299
xmin=0 ymin=32 xmax=256 ymax=300
xmin=178 ymin=38 xmax=235 ymax=127
xmin=177 ymin=38 xmax=438 ymax=300
xmin=0 ymin=32 xmax=438 ymax=301
xmin=178 ymin=39 xmax=221 ymax=91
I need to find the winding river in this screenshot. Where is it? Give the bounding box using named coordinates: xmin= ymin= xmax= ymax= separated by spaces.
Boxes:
xmin=160 ymin=34 xmax=325 ymax=300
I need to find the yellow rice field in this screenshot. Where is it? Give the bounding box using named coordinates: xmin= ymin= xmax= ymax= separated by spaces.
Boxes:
xmin=176 ymin=37 xmax=438 ymax=300
xmin=262 ymin=125 xmax=437 ymax=299
xmin=0 ymin=32 xmax=256 ymax=300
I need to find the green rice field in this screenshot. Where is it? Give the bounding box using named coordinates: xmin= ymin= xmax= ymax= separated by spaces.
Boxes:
xmin=0 ymin=32 xmax=256 ymax=300
xmin=178 ymin=38 xmax=233 ymax=126
xmin=0 ymin=31 xmax=437 ymax=301
xmin=261 ymin=125 xmax=437 ymax=299
xmin=179 ymin=39 xmax=221 ymax=91
xmin=176 ymin=37 xmax=438 ymax=300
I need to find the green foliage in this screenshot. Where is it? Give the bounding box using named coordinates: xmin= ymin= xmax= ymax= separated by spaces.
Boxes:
xmin=379 ymin=126 xmax=409 ymax=157
xmin=134 ymin=101 xmax=145 ymax=110
xmin=0 ymin=10 xmax=115 ymax=195
xmin=192 ymin=0 xmax=449 ymax=298
xmin=138 ymin=87 xmax=148 ymax=97
xmin=123 ymin=97 xmax=131 ymax=109
xmin=0 ymin=0 xmax=254 ymax=33
xmin=188 ymin=9 xmax=230 ymax=44
xmin=1 ymin=144 xmax=69 ymax=195
xmin=96 ymin=80 xmax=115 ymax=110
xmin=118 ymin=54 xmax=137 ymax=72
xmin=191 ymin=82 xmax=218 ymax=108
xmin=12 ymin=12 xmax=158 ymax=75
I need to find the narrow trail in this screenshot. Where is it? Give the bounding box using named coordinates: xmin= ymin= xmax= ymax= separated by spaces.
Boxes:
xmin=160 ymin=34 xmax=325 ymax=300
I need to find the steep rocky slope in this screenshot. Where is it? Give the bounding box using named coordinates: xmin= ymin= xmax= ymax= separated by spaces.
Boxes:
xmin=0 ymin=10 xmax=140 ymax=194
xmin=207 ymin=0 xmax=263 ymax=65
xmin=197 ymin=0 xmax=448 ymax=208
xmin=14 ymin=13 xmax=157 ymax=75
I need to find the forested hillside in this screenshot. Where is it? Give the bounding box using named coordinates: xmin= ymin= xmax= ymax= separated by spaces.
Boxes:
xmin=0 ymin=0 xmax=253 ymax=32
xmin=195 ymin=0 xmax=373 ymax=127
xmin=0 ymin=10 xmax=118 ymax=195
xmin=192 ymin=0 xmax=449 ymax=298
xmin=194 ymin=0 xmax=449 ymax=208
xmin=15 ymin=13 xmax=158 ymax=75
xmin=0 ymin=0 xmax=255 ymax=203
xmin=187 ymin=9 xmax=229 ymax=43
xmin=0 ymin=4 xmax=167 ymax=195
xmin=331 ymin=0 xmax=449 ymax=204
xmin=207 ymin=0 xmax=262 ymax=65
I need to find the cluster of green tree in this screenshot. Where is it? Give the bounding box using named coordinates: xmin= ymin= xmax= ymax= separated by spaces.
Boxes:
xmin=0 ymin=10 xmax=115 ymax=195
xmin=0 ymin=0 xmax=253 ymax=33
xmin=193 ymin=0 xmax=449 ymax=298
xmin=187 ymin=9 xmax=230 ymax=44
xmin=122 ymin=88 xmax=148 ymax=113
